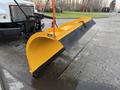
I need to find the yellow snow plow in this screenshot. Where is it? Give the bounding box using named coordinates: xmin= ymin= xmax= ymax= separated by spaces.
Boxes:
xmin=26 ymin=16 xmax=95 ymax=76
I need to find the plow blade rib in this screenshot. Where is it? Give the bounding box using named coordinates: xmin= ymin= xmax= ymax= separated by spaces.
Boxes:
xmin=26 ymin=16 xmax=95 ymax=76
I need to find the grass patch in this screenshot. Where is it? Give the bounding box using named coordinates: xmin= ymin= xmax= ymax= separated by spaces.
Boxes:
xmin=44 ymin=11 xmax=109 ymax=19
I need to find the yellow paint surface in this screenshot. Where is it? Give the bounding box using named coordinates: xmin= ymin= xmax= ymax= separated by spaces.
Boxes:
xmin=26 ymin=16 xmax=92 ymax=74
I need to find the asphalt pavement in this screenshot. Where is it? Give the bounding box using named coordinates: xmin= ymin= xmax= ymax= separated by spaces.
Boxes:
xmin=0 ymin=14 xmax=120 ymax=90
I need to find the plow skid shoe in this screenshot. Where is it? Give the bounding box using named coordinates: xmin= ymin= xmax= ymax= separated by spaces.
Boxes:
xmin=26 ymin=16 xmax=95 ymax=76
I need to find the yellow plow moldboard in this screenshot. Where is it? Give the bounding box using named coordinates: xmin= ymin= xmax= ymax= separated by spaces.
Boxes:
xmin=26 ymin=16 xmax=95 ymax=77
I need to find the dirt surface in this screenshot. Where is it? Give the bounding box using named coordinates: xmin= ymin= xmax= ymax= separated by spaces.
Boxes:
xmin=0 ymin=14 xmax=120 ymax=90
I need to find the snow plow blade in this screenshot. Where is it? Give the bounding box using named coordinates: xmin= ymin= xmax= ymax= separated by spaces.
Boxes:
xmin=26 ymin=16 xmax=95 ymax=76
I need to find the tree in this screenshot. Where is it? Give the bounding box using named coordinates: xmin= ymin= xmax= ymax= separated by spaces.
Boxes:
xmin=110 ymin=0 xmax=116 ymax=12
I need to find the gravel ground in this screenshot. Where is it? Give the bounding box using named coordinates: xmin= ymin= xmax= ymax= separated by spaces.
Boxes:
xmin=0 ymin=14 xmax=120 ymax=90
